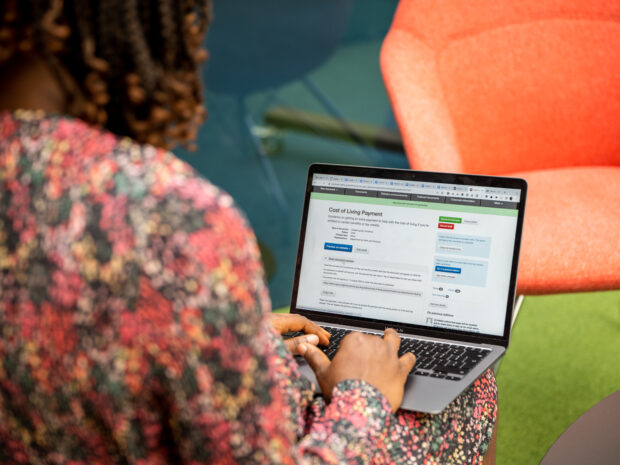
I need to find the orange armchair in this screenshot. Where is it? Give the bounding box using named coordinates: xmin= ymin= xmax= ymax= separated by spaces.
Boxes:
xmin=380 ymin=0 xmax=620 ymax=294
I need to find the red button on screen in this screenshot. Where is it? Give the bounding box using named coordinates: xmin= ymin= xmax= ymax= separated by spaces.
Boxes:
xmin=438 ymin=223 xmax=454 ymax=229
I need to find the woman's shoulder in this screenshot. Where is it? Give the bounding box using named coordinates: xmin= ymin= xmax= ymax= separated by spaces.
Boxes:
xmin=1 ymin=109 xmax=268 ymax=314
xmin=1 ymin=109 xmax=233 ymax=215
xmin=1 ymin=109 xmax=261 ymax=277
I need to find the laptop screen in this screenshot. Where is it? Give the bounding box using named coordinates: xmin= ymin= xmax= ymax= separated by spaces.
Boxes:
xmin=294 ymin=168 xmax=524 ymax=338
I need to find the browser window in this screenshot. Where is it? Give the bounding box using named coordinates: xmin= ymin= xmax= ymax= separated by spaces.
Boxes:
xmin=295 ymin=174 xmax=521 ymax=337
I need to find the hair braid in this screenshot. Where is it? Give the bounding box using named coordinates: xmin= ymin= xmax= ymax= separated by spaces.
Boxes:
xmin=71 ymin=0 xmax=109 ymax=125
xmin=0 ymin=0 xmax=212 ymax=149
xmin=137 ymin=0 xmax=153 ymax=50
xmin=32 ymin=0 xmax=84 ymax=119
xmin=173 ymin=0 xmax=193 ymax=66
xmin=123 ymin=0 xmax=156 ymax=94
xmin=157 ymin=0 xmax=177 ymax=69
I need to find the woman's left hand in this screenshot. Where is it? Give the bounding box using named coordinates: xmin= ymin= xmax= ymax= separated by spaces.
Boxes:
xmin=270 ymin=313 xmax=331 ymax=355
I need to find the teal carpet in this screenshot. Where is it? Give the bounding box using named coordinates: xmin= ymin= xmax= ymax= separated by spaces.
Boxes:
xmin=177 ymin=0 xmax=405 ymax=308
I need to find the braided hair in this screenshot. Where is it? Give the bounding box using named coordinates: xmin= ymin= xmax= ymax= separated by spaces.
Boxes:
xmin=0 ymin=0 xmax=212 ymax=149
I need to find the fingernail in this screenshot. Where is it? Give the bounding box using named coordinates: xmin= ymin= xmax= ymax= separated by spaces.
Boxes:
xmin=305 ymin=334 xmax=319 ymax=345
xmin=298 ymin=343 xmax=307 ymax=355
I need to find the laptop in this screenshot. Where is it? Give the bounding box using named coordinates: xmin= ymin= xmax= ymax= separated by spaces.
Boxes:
xmin=288 ymin=164 xmax=527 ymax=413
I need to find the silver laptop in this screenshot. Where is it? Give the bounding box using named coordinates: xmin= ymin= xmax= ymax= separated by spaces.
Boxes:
xmin=288 ymin=164 xmax=527 ymax=413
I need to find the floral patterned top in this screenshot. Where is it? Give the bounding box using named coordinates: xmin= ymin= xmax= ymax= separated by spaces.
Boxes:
xmin=0 ymin=110 xmax=397 ymax=464
xmin=0 ymin=111 xmax=497 ymax=465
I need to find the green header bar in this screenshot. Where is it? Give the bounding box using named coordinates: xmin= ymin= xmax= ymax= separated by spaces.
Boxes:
xmin=310 ymin=192 xmax=518 ymax=217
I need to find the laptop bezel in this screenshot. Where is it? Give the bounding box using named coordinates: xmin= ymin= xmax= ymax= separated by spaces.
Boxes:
xmin=289 ymin=163 xmax=527 ymax=348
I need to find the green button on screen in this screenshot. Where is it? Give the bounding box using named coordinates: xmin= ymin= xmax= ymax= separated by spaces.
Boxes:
xmin=439 ymin=216 xmax=462 ymax=223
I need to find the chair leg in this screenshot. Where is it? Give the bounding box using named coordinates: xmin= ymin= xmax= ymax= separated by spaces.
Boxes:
xmin=493 ymin=295 xmax=524 ymax=373
xmin=239 ymin=100 xmax=290 ymax=245
xmin=512 ymin=295 xmax=524 ymax=330
xmin=302 ymin=75 xmax=382 ymax=161
xmin=243 ymin=116 xmax=288 ymax=211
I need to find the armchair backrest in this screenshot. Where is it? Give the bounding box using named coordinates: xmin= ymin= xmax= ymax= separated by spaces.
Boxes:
xmin=381 ymin=0 xmax=620 ymax=174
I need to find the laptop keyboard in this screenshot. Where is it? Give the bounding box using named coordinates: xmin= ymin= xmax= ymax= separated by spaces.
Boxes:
xmin=287 ymin=326 xmax=491 ymax=381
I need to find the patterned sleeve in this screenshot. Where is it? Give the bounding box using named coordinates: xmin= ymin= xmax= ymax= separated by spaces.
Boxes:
xmin=297 ymin=380 xmax=394 ymax=464
xmin=133 ymin=151 xmax=394 ymax=464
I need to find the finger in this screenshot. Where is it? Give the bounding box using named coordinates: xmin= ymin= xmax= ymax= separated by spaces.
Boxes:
xmin=298 ymin=342 xmax=331 ymax=377
xmin=399 ymin=352 xmax=417 ymax=378
xmin=305 ymin=322 xmax=331 ymax=346
xmin=383 ymin=328 xmax=402 ymax=353
xmin=285 ymin=334 xmax=319 ymax=355
xmin=286 ymin=315 xmax=331 ymax=346
xmin=298 ymin=317 xmax=330 ymax=346
xmin=269 ymin=313 xmax=296 ymax=335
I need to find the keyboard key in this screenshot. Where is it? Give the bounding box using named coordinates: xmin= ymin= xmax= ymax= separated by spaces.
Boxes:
xmin=435 ymin=363 xmax=463 ymax=374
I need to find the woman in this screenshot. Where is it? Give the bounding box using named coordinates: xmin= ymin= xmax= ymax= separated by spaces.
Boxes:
xmin=0 ymin=1 xmax=497 ymax=463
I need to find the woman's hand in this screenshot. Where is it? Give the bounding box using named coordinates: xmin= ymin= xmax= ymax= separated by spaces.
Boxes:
xmin=297 ymin=328 xmax=416 ymax=411
xmin=270 ymin=313 xmax=331 ymax=355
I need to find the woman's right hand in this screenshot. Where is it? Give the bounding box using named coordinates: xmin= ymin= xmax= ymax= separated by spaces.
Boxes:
xmin=297 ymin=328 xmax=416 ymax=411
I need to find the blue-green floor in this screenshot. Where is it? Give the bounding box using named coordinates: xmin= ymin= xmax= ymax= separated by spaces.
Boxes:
xmin=174 ymin=0 xmax=406 ymax=308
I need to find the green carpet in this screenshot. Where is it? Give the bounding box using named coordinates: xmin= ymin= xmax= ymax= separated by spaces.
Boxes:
xmin=274 ymin=290 xmax=620 ymax=463
xmin=496 ymin=290 xmax=620 ymax=464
